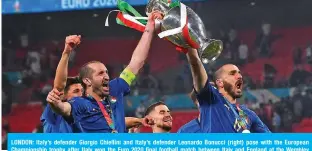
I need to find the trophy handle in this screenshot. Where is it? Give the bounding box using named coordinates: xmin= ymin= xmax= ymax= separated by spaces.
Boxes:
xmin=200 ymin=39 xmax=223 ymax=64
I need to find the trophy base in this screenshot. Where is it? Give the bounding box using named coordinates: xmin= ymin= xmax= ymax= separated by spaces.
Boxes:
xmin=200 ymin=39 xmax=223 ymax=64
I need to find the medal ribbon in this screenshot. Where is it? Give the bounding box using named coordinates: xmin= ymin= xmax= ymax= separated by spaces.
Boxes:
xmin=224 ymin=98 xmax=248 ymax=131
xmin=236 ymin=104 xmax=248 ymax=130
xmin=96 ymin=98 xmax=117 ymax=133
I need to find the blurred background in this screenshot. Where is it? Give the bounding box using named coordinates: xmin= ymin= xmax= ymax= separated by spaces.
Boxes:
xmin=2 ymin=0 xmax=312 ymax=147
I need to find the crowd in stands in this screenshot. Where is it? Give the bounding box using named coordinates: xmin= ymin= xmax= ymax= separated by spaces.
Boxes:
xmin=244 ymin=86 xmax=312 ymax=133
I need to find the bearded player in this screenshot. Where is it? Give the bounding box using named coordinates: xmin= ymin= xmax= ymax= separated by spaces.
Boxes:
xmin=42 ymin=35 xmax=149 ymax=132
xmin=144 ymin=102 xmax=172 ymax=133
xmin=185 ymin=48 xmax=270 ymax=133
xmin=46 ymin=11 xmax=163 ymax=133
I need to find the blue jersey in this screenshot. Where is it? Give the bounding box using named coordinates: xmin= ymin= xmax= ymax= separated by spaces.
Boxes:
xmin=177 ymin=118 xmax=200 ymax=133
xmin=40 ymin=104 xmax=73 ymax=133
xmin=196 ymin=81 xmax=270 ymax=133
xmin=68 ymin=78 xmax=130 ymax=133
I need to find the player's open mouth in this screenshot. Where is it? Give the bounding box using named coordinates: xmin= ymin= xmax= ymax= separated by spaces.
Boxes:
xmin=102 ymin=83 xmax=109 ymax=91
xmin=235 ymin=80 xmax=243 ymax=89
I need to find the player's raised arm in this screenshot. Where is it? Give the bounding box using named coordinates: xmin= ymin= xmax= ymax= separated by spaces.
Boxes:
xmin=54 ymin=35 xmax=81 ymax=91
xmin=123 ymin=11 xmax=163 ymax=82
xmin=186 ymin=48 xmax=208 ymax=92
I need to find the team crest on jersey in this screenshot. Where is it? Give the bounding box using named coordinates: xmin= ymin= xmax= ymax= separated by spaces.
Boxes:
xmin=68 ymin=99 xmax=75 ymax=103
xmin=110 ymin=97 xmax=117 ymax=103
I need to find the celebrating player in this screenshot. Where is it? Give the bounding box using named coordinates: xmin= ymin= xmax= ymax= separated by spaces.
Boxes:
xmin=41 ymin=35 xmax=83 ymax=133
xmin=42 ymin=35 xmax=149 ymax=133
xmin=185 ymin=48 xmax=270 ymax=133
xmin=144 ymin=102 xmax=172 ymax=133
xmin=46 ymin=11 xmax=163 ymax=133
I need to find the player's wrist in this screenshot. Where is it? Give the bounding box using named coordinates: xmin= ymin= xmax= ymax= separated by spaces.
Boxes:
xmin=144 ymin=27 xmax=155 ymax=33
xmin=62 ymin=49 xmax=72 ymax=55
xmin=145 ymin=22 xmax=156 ymax=32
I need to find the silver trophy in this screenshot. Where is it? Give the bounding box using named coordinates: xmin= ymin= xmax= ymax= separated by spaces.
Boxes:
xmin=146 ymin=0 xmax=223 ymax=63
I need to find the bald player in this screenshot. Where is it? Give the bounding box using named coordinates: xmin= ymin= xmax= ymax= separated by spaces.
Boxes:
xmin=185 ymin=48 xmax=270 ymax=133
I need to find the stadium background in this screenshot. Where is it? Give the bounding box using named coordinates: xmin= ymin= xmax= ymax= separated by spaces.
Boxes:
xmin=2 ymin=0 xmax=312 ymax=148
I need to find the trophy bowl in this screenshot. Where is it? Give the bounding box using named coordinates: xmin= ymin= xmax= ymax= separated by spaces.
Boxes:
xmin=146 ymin=0 xmax=223 ymax=63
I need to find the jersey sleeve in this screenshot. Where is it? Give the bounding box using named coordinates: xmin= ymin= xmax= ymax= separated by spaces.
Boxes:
xmin=40 ymin=105 xmax=58 ymax=133
xmin=110 ymin=69 xmax=134 ymax=96
xmin=193 ymin=80 xmax=220 ymax=106
xmin=250 ymin=111 xmax=271 ymax=133
xmin=68 ymin=97 xmax=87 ymax=123
xmin=40 ymin=105 xmax=57 ymax=124
xmin=42 ymin=121 xmax=54 ymax=133
xmin=177 ymin=127 xmax=184 ymax=133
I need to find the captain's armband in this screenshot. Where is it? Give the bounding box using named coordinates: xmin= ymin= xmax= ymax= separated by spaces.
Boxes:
xmin=120 ymin=68 xmax=136 ymax=86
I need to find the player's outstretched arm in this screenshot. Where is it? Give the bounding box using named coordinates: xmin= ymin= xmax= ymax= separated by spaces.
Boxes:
xmin=54 ymin=35 xmax=81 ymax=91
xmin=186 ymin=48 xmax=208 ymax=92
xmin=47 ymin=89 xmax=72 ymax=117
xmin=124 ymin=11 xmax=163 ymax=78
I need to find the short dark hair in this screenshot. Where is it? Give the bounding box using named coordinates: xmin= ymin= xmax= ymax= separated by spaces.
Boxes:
xmin=79 ymin=61 xmax=102 ymax=80
xmin=213 ymin=68 xmax=223 ymax=82
xmin=212 ymin=66 xmax=225 ymax=89
xmin=64 ymin=76 xmax=81 ymax=94
xmin=144 ymin=101 xmax=166 ymax=116
xmin=78 ymin=61 xmax=102 ymax=92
